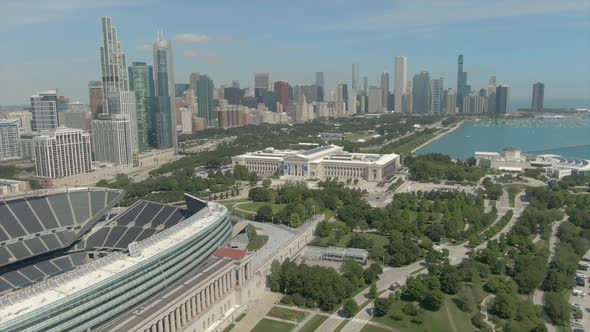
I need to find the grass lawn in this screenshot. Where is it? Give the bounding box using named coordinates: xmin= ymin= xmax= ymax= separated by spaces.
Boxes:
xmin=267 ymin=307 xmax=308 ymax=322
xmin=251 ymin=318 xmax=295 ymax=332
xmin=299 ymin=314 xmax=328 ymax=332
xmin=372 ymin=284 xmax=487 ymax=332
xmin=246 ymin=233 xmax=268 ymax=251
xmin=505 ymin=186 xmax=522 ymax=208
xmin=360 ymin=325 xmax=391 ymax=332
xmin=239 ymin=201 xmax=286 ymax=214
xmin=393 ymin=131 xmax=441 ymax=155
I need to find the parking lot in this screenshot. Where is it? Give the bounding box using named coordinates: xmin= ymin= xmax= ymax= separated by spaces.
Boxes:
xmin=571 ymin=257 xmax=590 ymax=331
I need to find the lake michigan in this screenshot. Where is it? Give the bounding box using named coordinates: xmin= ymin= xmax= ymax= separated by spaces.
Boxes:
xmin=417 ymin=115 xmax=590 ymax=160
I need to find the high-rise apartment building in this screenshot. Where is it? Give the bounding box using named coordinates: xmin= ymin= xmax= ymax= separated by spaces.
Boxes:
xmin=531 ymin=82 xmax=544 ymax=111
xmin=33 ymin=128 xmax=92 ymax=178
xmin=129 ymin=62 xmax=155 ymax=150
xmin=196 ymin=75 xmax=215 ymax=128
xmin=274 ymin=81 xmax=290 ymax=112
xmin=456 ymin=54 xmax=471 ymax=110
xmin=99 ymin=17 xmax=138 ymax=154
xmin=352 ymin=64 xmax=360 ymax=92
xmin=254 ymin=73 xmax=272 ymax=99
xmin=368 ymin=86 xmax=383 ymax=114
xmin=153 ymin=35 xmax=178 ymax=151
xmin=380 ymin=72 xmax=389 ymax=111
xmin=487 ymin=76 xmax=497 ymax=116
xmin=463 ymin=94 xmax=488 ymax=114
xmin=5 ymin=111 xmax=32 ymax=134
xmin=394 ymin=56 xmax=408 ymax=112
xmin=88 ymin=81 xmax=103 ymax=119
xmin=30 ymin=90 xmax=59 ymax=131
xmin=412 ymin=71 xmax=431 ymax=114
xmin=92 ymin=114 xmax=133 ymax=166
xmin=495 ymin=85 xmax=510 ymax=114
xmin=59 ymin=109 xmax=92 ymax=131
xmin=444 ymin=89 xmax=456 ymax=114
xmin=0 ymin=120 xmax=20 ymax=160
xmin=430 ymin=78 xmax=444 ymax=114
xmin=189 ymin=73 xmax=200 ymax=95
xmin=363 ymin=76 xmax=368 ymax=94
xmin=100 ymin=17 xmax=129 ymax=105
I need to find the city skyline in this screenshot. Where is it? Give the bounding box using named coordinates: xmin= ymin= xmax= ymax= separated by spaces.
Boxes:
xmin=0 ymin=1 xmax=589 ymax=106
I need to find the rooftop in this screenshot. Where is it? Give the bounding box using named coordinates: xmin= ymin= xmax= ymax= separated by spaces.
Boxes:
xmin=214 ymin=248 xmax=247 ymax=260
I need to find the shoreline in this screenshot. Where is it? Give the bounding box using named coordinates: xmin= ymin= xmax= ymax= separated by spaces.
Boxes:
xmin=411 ymin=120 xmax=465 ymax=154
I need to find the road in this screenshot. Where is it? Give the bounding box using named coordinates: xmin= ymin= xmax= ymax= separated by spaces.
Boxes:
xmin=570 ymin=250 xmax=590 ymax=332
xmin=533 ymin=216 xmax=568 ymax=332
xmin=475 ymin=191 xmax=527 ymax=251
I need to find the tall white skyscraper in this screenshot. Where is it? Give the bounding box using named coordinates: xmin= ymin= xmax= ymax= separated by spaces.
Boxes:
xmin=394 ymin=56 xmax=408 ymax=112
xmin=0 ymin=120 xmax=20 ymax=161
xmin=352 ymin=63 xmax=360 ymax=92
xmin=30 ymin=91 xmax=59 ymax=131
xmin=92 ymin=114 xmax=133 ymax=166
xmin=33 ymin=128 xmax=92 ymax=179
xmin=380 ymin=72 xmax=390 ymax=111
xmin=99 ymin=17 xmax=138 ymax=153
xmin=444 ymin=89 xmax=456 ymax=114
xmin=430 ymin=78 xmax=444 ymax=114
xmin=153 ymin=34 xmax=178 ymax=152
xmin=100 ymin=17 xmax=129 ymax=100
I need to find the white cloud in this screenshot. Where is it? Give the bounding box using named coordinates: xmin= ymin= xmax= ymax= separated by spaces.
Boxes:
xmin=305 ymin=0 xmax=590 ymax=31
xmin=136 ymin=44 xmax=152 ymax=51
xmin=183 ymin=50 xmax=224 ymax=63
xmin=174 ymin=33 xmax=211 ymax=43
xmin=0 ymin=0 xmax=151 ymax=30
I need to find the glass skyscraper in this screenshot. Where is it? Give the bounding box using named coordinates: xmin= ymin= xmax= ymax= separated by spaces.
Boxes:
xmin=197 ymin=75 xmax=215 ymax=128
xmin=153 ymin=35 xmax=178 ymax=152
xmin=129 ymin=62 xmax=155 ymax=150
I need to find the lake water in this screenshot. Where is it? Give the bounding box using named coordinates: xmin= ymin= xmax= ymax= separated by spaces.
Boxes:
xmin=417 ymin=116 xmax=590 ymax=160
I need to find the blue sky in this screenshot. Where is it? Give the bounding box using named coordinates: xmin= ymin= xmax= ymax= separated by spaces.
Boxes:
xmin=0 ymin=0 xmax=589 ymax=107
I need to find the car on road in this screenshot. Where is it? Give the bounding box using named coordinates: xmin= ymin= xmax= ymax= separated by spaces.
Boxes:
xmin=389 ymin=282 xmax=401 ymax=291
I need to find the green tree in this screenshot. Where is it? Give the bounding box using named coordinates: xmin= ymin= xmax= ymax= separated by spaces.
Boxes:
xmin=269 ymin=260 xmax=282 ymax=292
xmin=373 ymin=298 xmax=391 ymax=317
xmin=492 ymin=290 xmax=517 ymax=319
xmin=342 ymin=298 xmax=359 ymax=318
xmin=262 ymin=178 xmax=272 ymax=188
xmin=544 ymin=292 xmax=571 ymax=326
xmin=255 ymin=205 xmax=273 ymax=222
xmin=421 ymin=289 xmax=444 ymax=311
xmin=341 ymin=260 xmax=365 ymax=288
xmin=289 ymin=212 xmax=302 ymax=228
xmin=369 ymin=283 xmax=378 ymax=299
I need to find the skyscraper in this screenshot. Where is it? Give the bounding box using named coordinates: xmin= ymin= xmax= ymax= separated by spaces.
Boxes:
xmin=274 ymin=81 xmax=290 ymax=112
xmin=444 ymin=88 xmax=456 ymax=114
xmin=129 ymin=62 xmax=155 ymax=150
xmin=405 ymin=80 xmax=413 ymax=113
xmin=456 ymin=54 xmax=471 ymax=110
xmin=255 ymin=73 xmax=272 ymax=99
xmin=394 ymin=56 xmax=408 ymax=112
xmin=430 ymin=78 xmax=444 ymax=114
xmin=190 ymin=73 xmax=201 ymax=95
xmin=99 ymin=17 xmax=138 ymax=152
xmin=92 ymin=114 xmax=133 ymax=166
xmin=487 ymin=76 xmax=497 ymax=116
xmin=380 ymin=72 xmax=389 ymax=111
xmin=30 ymin=90 xmax=59 ymax=132
xmin=412 ymin=71 xmax=431 ymax=114
xmin=196 ymin=75 xmax=215 ymax=127
xmin=363 ymin=76 xmax=368 ymax=94
xmin=532 ymin=82 xmax=545 ymax=111
xmin=0 ymin=120 xmax=19 ymax=161
xmin=5 ymin=111 xmax=32 ymax=134
xmin=496 ymin=85 xmax=510 ymax=114
xmin=153 ymin=34 xmax=178 ymax=151
xmin=88 ymin=81 xmax=103 ymax=119
xmin=368 ymin=86 xmax=383 ymax=114
xmin=352 ymin=63 xmax=360 ymax=92
xmin=100 ymin=17 xmax=129 ymax=110
xmin=315 ymin=72 xmax=325 ymax=90
xmin=33 ymin=128 xmax=92 ymax=179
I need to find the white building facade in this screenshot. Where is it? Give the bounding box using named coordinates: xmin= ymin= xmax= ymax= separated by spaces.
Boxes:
xmin=92 ymin=114 xmax=133 ymax=166
xmin=0 ymin=120 xmax=20 ymax=161
xmin=33 ymin=128 xmax=92 ymax=178
xmin=232 ymin=145 xmax=399 ymax=182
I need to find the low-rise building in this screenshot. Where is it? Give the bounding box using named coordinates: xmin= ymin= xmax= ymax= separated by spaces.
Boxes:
xmin=0 ymin=179 xmax=29 ymax=195
xmin=232 ymin=145 xmax=400 ymax=182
